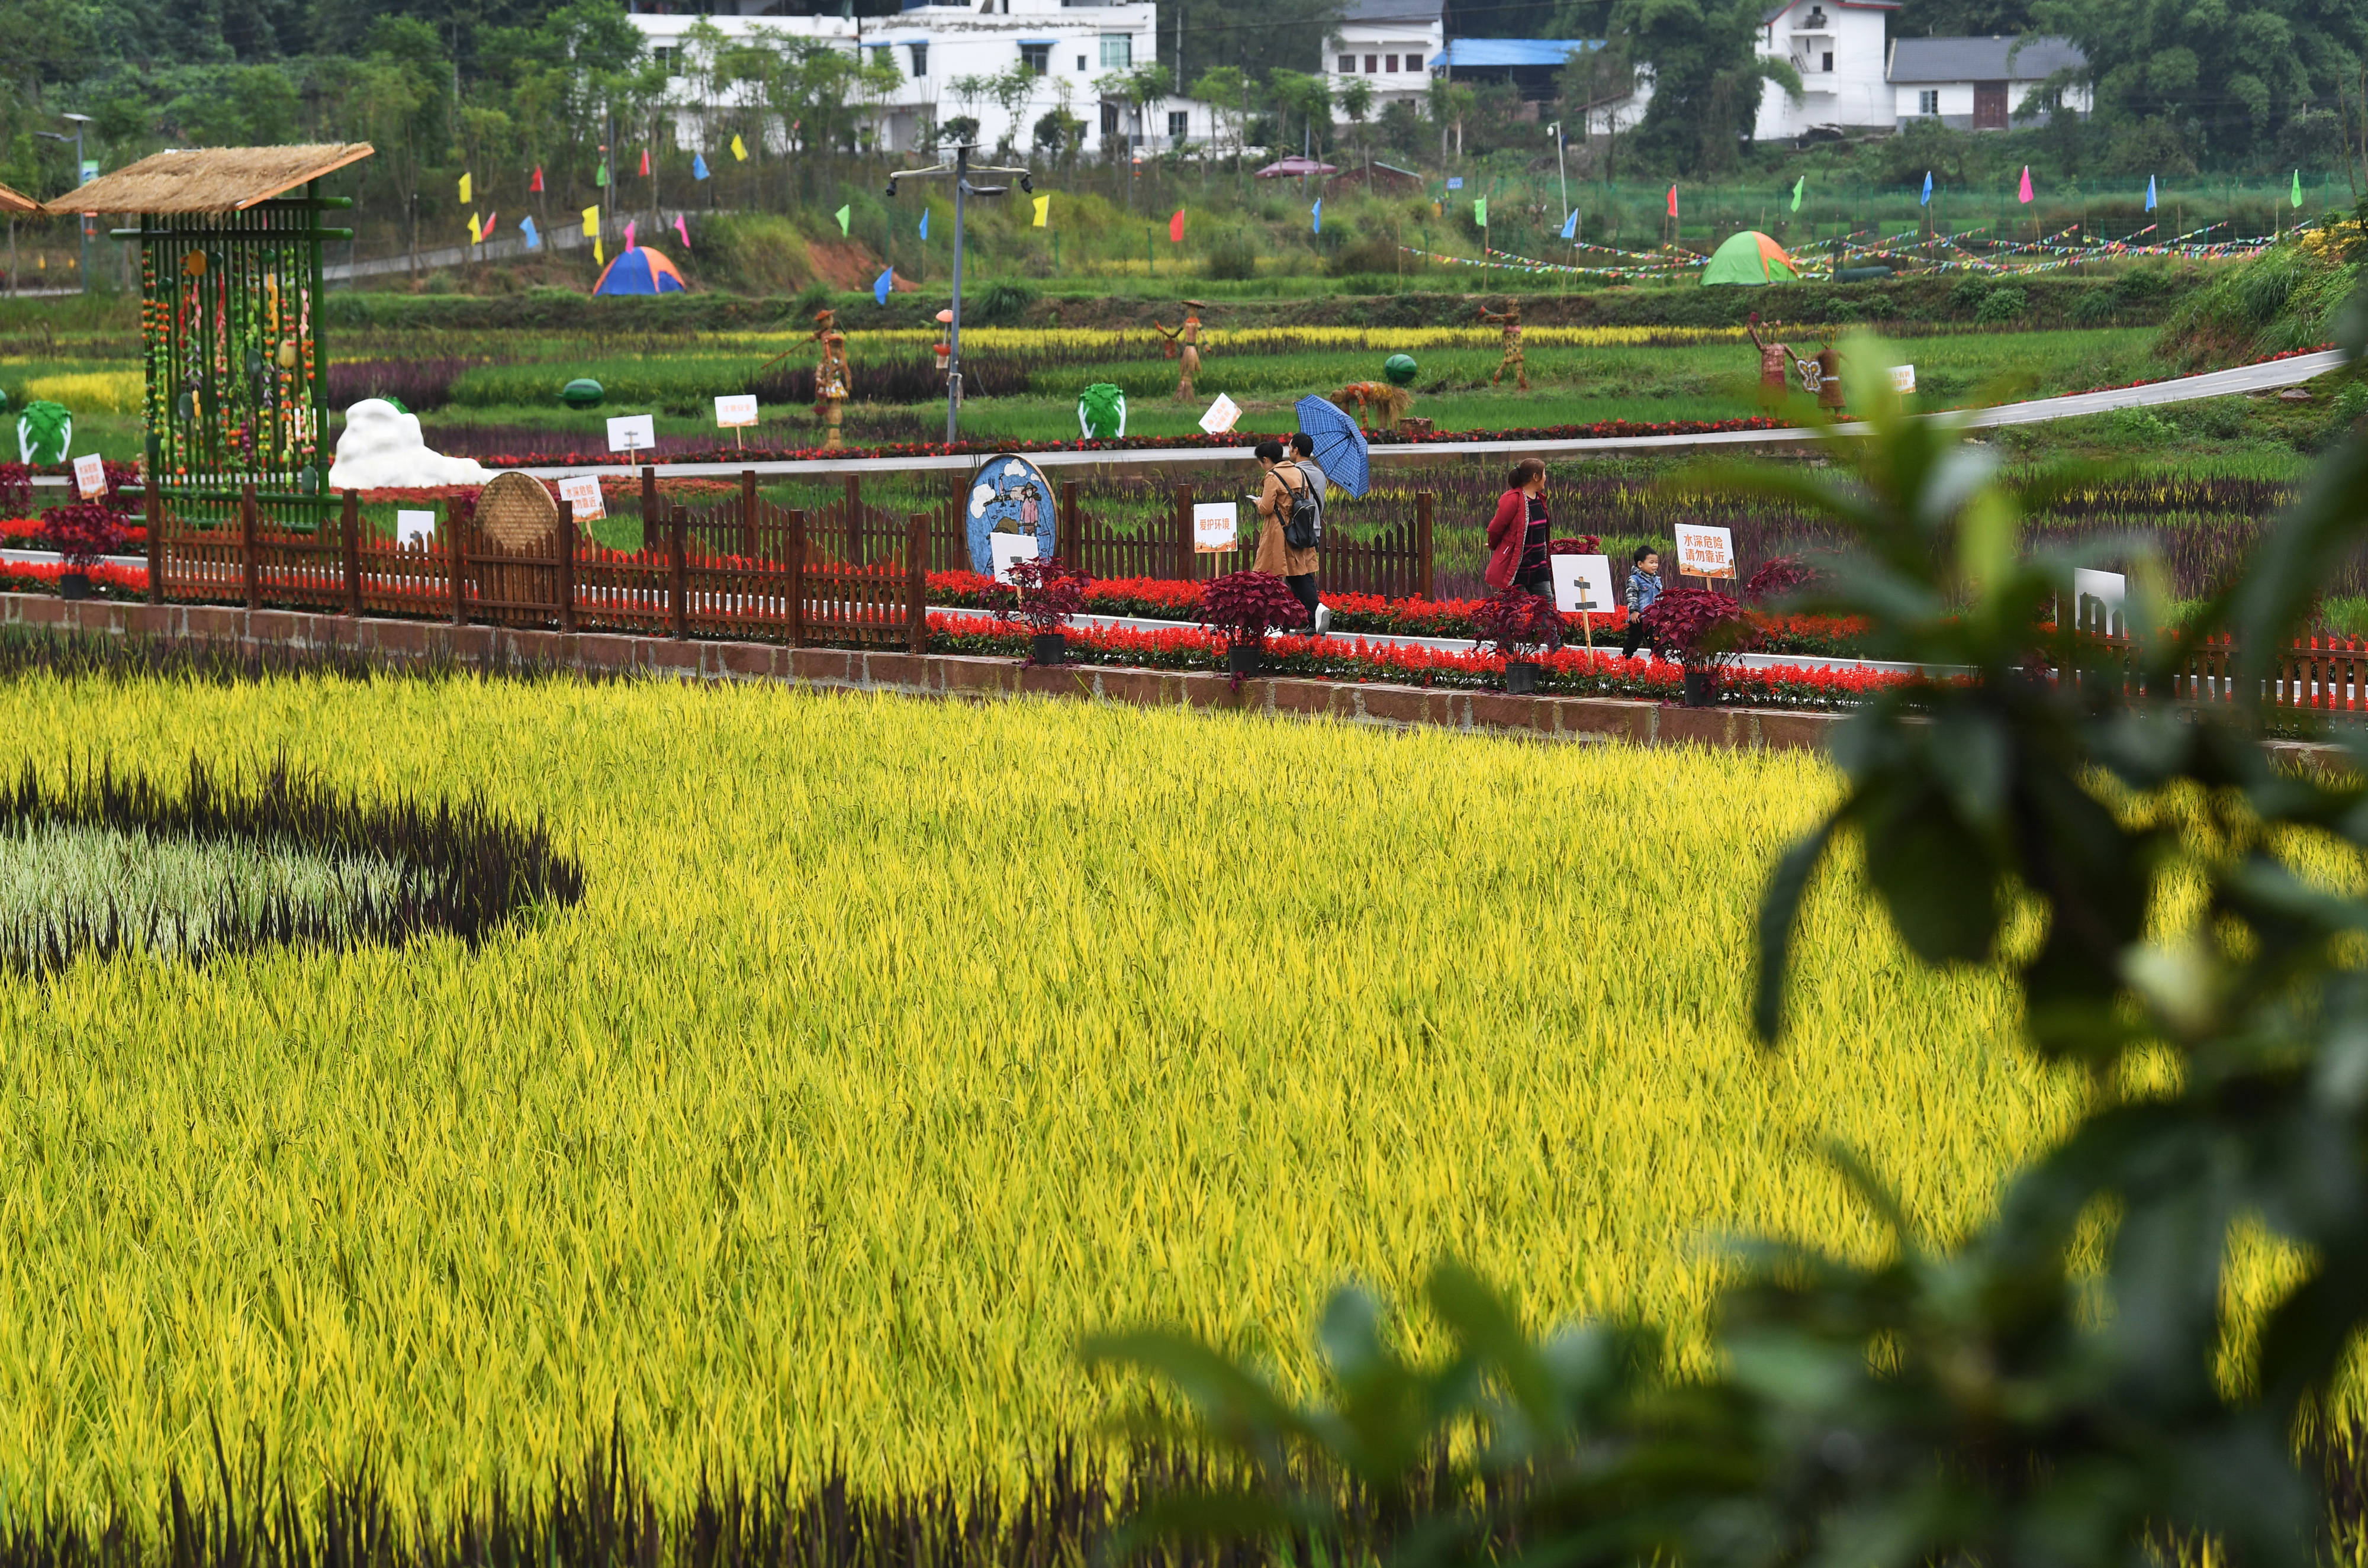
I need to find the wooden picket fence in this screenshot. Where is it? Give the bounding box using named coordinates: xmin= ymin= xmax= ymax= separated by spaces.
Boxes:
xmin=148 ymin=482 xmax=926 ymax=652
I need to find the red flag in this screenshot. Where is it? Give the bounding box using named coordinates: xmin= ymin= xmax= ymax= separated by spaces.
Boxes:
xmin=530 ymin=165 xmax=543 ymax=192
xmin=482 ymin=210 xmax=498 ymax=238
xmin=1666 ymin=184 xmax=1677 ymax=217
xmin=639 ymin=148 xmax=650 ymax=178
xmin=1168 ymin=208 xmax=1185 ymax=243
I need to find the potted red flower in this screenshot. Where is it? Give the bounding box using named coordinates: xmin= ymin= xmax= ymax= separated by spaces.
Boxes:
xmin=1638 ymin=586 xmax=1753 ymax=706
xmin=1198 ymin=570 xmax=1309 ymax=675
xmin=987 ymin=556 xmax=1090 ymax=665
xmin=42 ymin=503 xmax=130 ymax=601
xmin=1469 ymin=585 xmax=1563 ymax=694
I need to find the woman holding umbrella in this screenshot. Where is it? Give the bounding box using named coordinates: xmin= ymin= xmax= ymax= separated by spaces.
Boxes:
xmin=1283 ymin=395 xmax=1373 ymax=635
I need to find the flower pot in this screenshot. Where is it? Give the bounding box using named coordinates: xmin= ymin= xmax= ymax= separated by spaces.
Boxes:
xmin=1682 ymin=669 xmax=1721 ymax=707
xmin=1030 ymin=633 xmax=1067 ymax=666
xmin=58 ymin=571 xmax=89 ymax=602
xmin=1504 ymin=659 xmax=1542 ymax=695
xmin=1226 ymin=644 xmax=1263 ymax=676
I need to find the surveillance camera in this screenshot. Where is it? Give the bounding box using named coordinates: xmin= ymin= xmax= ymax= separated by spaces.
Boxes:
xmin=1020 ymin=172 xmax=1034 ymax=194
xmin=885 ymin=178 xmax=899 ymax=197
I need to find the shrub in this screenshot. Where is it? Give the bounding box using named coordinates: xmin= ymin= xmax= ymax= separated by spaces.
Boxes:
xmin=1974 ymin=286 xmax=2028 ymax=325
xmin=1638 ymin=585 xmax=1752 ymax=674
xmin=1468 ymin=587 xmax=1563 ymax=659
xmin=1197 ymin=569 xmax=1308 ymax=652
xmin=1951 ymin=276 xmax=1992 ymax=312
xmin=1204 ymin=228 xmax=1260 ymax=282
xmin=40 ymin=502 xmax=130 ymax=569
xmin=971 ymin=281 xmax=1037 ymax=327
xmin=984 ymin=556 xmax=1089 ymax=635
xmin=1743 ymin=554 xmax=1816 ymax=604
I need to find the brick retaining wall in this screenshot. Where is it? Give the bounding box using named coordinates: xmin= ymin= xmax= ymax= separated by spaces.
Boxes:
xmin=2 ymin=591 xmax=1852 ymax=752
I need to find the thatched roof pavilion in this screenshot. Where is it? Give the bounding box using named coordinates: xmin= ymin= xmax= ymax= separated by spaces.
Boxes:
xmin=43 ymin=144 xmax=372 ymax=214
xmin=0 ymin=181 xmax=37 ymax=215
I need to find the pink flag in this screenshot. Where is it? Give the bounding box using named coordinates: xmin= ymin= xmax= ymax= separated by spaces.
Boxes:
xmin=674 ymin=214 xmax=691 ymax=250
xmin=1666 ymin=184 xmax=1677 ymax=217
xmin=481 ymin=211 xmax=498 ymax=239
xmin=639 ymin=148 xmax=650 ymax=178
xmin=2018 ymin=166 xmax=2034 ymax=204
xmin=624 ymin=218 xmax=638 ymax=250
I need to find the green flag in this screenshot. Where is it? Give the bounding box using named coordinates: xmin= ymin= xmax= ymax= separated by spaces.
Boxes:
xmin=1790 ymin=175 xmax=1804 ymax=212
xmin=835 ymin=204 xmax=851 ymax=234
xmin=594 ymin=159 xmax=607 ymax=189
xmin=1474 ymin=197 xmax=1488 ymax=227
xmin=2293 ymin=169 xmax=2303 ymax=207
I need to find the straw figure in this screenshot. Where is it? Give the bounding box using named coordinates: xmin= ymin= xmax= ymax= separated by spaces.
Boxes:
xmin=1810 ymin=339 xmax=1845 ymax=417
xmin=1477 ymin=300 xmax=1528 ymax=391
xmin=1745 ymin=311 xmax=1794 ymax=410
xmin=1150 ymin=301 xmax=1207 ymax=400
xmin=1329 ymin=381 xmax=1413 ymax=432
xmin=808 ymin=308 xmax=852 ymax=448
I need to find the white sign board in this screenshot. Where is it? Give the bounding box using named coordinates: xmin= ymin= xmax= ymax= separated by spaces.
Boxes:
xmin=71 ymin=452 xmax=106 ymax=499
xmin=1889 ymin=364 xmax=1916 ymax=393
xmin=714 ymin=394 xmax=758 ymax=428
xmin=2071 ymin=567 xmax=2126 ymax=635
xmin=1192 ymin=500 xmax=1238 ymax=553
xmin=990 ymin=531 xmax=1040 ymax=585
xmin=1550 ymin=553 xmax=1617 ymax=616
xmin=1198 ymin=393 xmax=1241 ymax=435
xmin=555 ymin=474 xmax=606 ymax=523
xmin=606 ymin=414 xmax=656 ymax=454
xmin=1674 ymin=523 xmax=1735 ymax=580
xmin=395 ymin=509 xmax=437 ymax=548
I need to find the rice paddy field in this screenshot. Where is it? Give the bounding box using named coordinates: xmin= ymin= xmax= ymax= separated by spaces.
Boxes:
xmin=0 ymin=658 xmax=2096 ymax=1525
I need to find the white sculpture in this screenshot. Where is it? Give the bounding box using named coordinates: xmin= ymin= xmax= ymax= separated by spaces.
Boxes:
xmin=326 ymin=400 xmax=491 ymax=490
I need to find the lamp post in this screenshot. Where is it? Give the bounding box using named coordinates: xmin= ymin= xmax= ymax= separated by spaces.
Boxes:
xmin=886 ymin=144 xmax=1034 ymax=443
xmin=36 ymin=112 xmax=92 ymax=293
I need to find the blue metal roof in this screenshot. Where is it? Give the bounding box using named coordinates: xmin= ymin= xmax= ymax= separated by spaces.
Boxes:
xmin=1433 ymin=38 xmax=1600 ymax=68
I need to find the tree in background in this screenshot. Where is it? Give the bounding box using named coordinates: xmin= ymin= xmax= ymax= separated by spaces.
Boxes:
xmin=1893 ymin=0 xmax=2034 ymax=31
xmin=1608 ymin=0 xmax=1801 ymax=175
xmin=1191 ymin=65 xmax=1249 ymax=178
xmin=352 ymin=17 xmax=446 ymax=276
xmin=1339 ymin=76 xmax=1375 ymax=175
xmin=1157 ymin=0 xmax=1341 ymax=89
xmin=1266 ymin=67 xmax=1334 ymax=162
xmin=2034 ymin=0 xmax=2368 ymax=167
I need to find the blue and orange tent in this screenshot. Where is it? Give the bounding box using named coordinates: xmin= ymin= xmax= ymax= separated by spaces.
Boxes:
xmin=593 ymin=246 xmax=688 ymax=296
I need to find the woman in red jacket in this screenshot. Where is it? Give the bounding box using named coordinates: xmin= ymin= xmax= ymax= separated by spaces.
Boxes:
xmin=1484 ymin=458 xmax=1551 ymax=596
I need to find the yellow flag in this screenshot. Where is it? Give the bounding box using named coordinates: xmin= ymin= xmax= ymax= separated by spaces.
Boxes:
xmin=594 ymin=236 xmax=604 ymax=265
xmin=583 ymin=204 xmax=599 ymax=238
xmin=458 ymin=172 xmax=472 ymax=203
xmin=468 ymin=212 xmax=482 ymax=244
xmin=730 ymin=133 xmax=748 ymax=162
xmin=1032 ymin=194 xmax=1050 ymax=227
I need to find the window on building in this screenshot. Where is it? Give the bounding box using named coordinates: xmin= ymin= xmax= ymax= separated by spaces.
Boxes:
xmin=651 ymin=44 xmax=674 ymax=70
xmin=1169 ymin=109 xmax=1189 ymax=143
xmin=1338 ymin=53 xmax=1355 ymax=72
xmin=1918 ymin=88 xmax=1938 ymax=114
xmin=1404 ymin=51 xmax=1422 ymax=70
xmin=908 ymin=41 xmax=928 ymax=76
xmin=1101 ymin=101 xmax=1119 ymax=137
xmin=1077 ymin=53 xmax=1086 ymax=69
xmin=1365 ymin=53 xmax=1378 ymax=72
xmin=1820 ymin=50 xmax=1832 ymax=70
xmin=1384 ymin=54 xmax=1398 ymax=70
xmin=1021 ymin=41 xmax=1051 ymax=73
xmin=1100 ymin=33 xmax=1131 ymax=67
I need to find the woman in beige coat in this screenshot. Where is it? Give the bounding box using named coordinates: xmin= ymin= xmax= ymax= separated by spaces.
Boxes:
xmin=1250 ymin=438 xmax=1321 ymax=629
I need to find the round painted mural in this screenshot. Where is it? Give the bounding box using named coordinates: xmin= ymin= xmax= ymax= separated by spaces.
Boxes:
xmin=964 ymin=453 xmax=1058 ymax=576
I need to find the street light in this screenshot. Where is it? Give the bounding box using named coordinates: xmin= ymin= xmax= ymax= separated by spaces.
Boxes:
xmin=1546 ymin=119 xmax=1568 ymax=237
xmin=886 ymin=144 xmax=1034 ymax=443
xmin=36 ymin=112 xmax=93 ymax=293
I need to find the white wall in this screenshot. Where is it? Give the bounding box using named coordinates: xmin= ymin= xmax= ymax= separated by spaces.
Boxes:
xmin=1754 ymin=0 xmax=1893 ymax=140
xmin=1324 ymin=21 xmax=1444 ymax=107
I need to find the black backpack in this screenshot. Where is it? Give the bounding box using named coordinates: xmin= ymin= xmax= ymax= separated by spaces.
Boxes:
xmin=1279 ymin=463 xmax=1323 ymax=550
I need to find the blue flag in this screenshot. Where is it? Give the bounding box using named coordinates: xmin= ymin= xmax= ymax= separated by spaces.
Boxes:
xmin=919 ymin=208 xmax=928 ymax=240
xmin=520 ymin=215 xmax=540 ymax=251
xmin=873 ymin=268 xmax=895 ymax=305
xmin=692 ymin=152 xmax=710 ymax=181
xmin=1920 ymin=170 xmax=1932 ymax=207
xmin=2145 ymin=175 xmax=2157 ymax=211
xmin=1560 ymin=208 xmax=1578 ymax=240
xmin=1311 ymin=197 xmax=1322 ymax=233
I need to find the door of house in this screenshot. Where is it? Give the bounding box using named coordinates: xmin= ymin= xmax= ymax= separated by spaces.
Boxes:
xmin=1973 ymin=81 xmax=2007 ymax=129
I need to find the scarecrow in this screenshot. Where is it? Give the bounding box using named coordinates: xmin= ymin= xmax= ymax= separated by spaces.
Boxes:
xmin=1745 ymin=311 xmax=1794 ymax=410
xmin=808 ymin=308 xmax=852 ymax=449
xmin=1150 ymin=301 xmax=1207 ymax=401
xmin=1477 ymin=299 xmax=1528 ymax=391
xmin=1807 ymin=339 xmax=1846 ymax=417
xmin=1328 ymin=381 xmax=1413 ymax=433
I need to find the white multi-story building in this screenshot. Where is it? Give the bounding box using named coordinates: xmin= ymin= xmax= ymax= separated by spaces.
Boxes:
xmin=1751 ymin=0 xmax=1898 ymax=140
xmin=1325 ymin=0 xmax=1445 ymax=111
xmin=1887 ymin=36 xmax=2089 ymax=130
xmin=625 ymin=0 xmax=1159 ymax=159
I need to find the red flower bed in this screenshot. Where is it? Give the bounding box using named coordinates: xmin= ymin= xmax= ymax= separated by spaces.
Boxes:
xmin=0 ymin=559 xmax=148 ymax=597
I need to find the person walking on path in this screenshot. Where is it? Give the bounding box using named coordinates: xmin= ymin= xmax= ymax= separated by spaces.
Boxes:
xmin=1484 ymin=458 xmax=1552 ymax=599
xmin=1253 ymin=438 xmax=1322 ymax=629
xmin=1287 ymin=431 xmax=1334 ymax=633
xmin=1621 ymin=544 xmax=1664 ymax=659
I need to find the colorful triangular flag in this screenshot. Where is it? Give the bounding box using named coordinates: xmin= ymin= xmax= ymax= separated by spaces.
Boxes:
xmin=467 ymin=212 xmax=481 ymax=244
xmin=530 ymin=165 xmax=543 ymax=193
xmin=919 ymin=207 xmax=929 ymax=239
xmin=2145 ymin=175 xmax=2157 ymax=212
xmin=730 ymin=134 xmax=748 ymax=162
xmin=521 ymin=215 xmax=540 ymax=250
xmin=874 ymin=268 xmax=895 ymax=305
xmin=675 ymin=214 xmax=691 ymax=250
xmin=2293 ymin=169 xmax=2303 ymax=207
xmin=482 ymin=210 xmax=497 ymax=240
xmin=624 ymin=218 xmax=637 ymax=250
xmin=1559 ymin=208 xmax=1576 ymax=240
xmin=1665 ymin=185 xmax=1676 ymax=218
xmin=1920 ymin=170 xmax=1932 ymax=207
xmin=1790 ymin=175 xmax=1804 ymax=213
xmin=835 ymin=204 xmax=850 ymax=235
xmin=639 ymin=148 xmax=650 ymax=178
xmin=596 ymin=159 xmax=608 ymax=188
xmin=1473 ymin=196 xmax=1486 ymax=227
xmin=458 ymin=172 xmax=472 ymax=203
xmin=693 ymin=152 xmax=710 ymax=181
xmin=1032 ymin=194 xmax=1049 ymax=227
xmin=2018 ymin=166 xmax=2033 ymax=203
xmin=1170 ymin=208 xmax=1185 ymax=242
xmin=582 ymin=204 xmax=599 ymax=241
xmin=1311 ymin=198 xmax=1321 ymax=233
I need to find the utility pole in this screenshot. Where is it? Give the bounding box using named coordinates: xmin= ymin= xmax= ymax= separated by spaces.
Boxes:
xmin=887 ymin=144 xmax=1034 ymax=442
xmin=37 ymin=114 xmax=92 ymax=292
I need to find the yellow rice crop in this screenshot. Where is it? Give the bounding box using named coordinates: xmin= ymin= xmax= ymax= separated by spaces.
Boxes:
xmin=713 ymin=324 xmax=1749 ymax=353
xmin=19 ymin=370 xmax=141 ymax=414
xmin=0 ymin=674 xmax=2083 ymax=1524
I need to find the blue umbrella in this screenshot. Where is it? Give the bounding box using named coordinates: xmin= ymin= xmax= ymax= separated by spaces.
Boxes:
xmin=1292 ymin=394 xmax=1369 ymax=498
